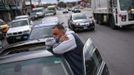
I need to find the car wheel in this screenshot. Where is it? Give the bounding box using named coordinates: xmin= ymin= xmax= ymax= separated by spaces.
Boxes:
xmin=109 ymin=15 xmax=118 ymax=30
xmin=91 ymin=28 xmax=95 ymax=31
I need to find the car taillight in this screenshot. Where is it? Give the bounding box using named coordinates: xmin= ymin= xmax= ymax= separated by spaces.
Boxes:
xmin=119 ymin=14 xmax=126 ymax=21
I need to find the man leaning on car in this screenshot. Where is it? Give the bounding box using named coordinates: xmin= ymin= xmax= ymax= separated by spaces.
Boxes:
xmin=48 ymin=24 xmax=84 ymax=75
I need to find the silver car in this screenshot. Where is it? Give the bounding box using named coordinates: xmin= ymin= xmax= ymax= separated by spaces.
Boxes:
xmin=0 ymin=38 xmax=109 ymax=75
xmin=68 ymin=13 xmax=95 ymax=31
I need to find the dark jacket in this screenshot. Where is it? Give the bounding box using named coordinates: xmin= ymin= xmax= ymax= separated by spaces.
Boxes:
xmin=49 ymin=33 xmax=84 ymax=75
xmin=63 ymin=33 xmax=84 ymax=75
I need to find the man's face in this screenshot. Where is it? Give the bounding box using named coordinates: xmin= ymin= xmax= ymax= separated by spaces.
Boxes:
xmin=52 ymin=27 xmax=62 ymax=40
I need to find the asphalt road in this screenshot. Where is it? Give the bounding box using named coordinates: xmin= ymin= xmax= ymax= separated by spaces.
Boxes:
xmin=33 ymin=8 xmax=134 ymax=75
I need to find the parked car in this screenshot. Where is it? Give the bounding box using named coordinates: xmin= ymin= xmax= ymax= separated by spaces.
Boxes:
xmin=44 ymin=9 xmax=56 ymax=16
xmin=30 ymin=12 xmax=38 ymax=20
xmin=72 ymin=8 xmax=81 ymax=13
xmin=15 ymin=15 xmax=33 ymax=24
xmin=47 ymin=5 xmax=56 ymax=15
xmin=31 ymin=7 xmax=45 ymax=19
xmin=6 ymin=18 xmax=32 ymax=43
xmin=0 ymin=38 xmax=109 ymax=75
xmin=68 ymin=13 xmax=95 ymax=31
xmin=62 ymin=9 xmax=69 ymax=14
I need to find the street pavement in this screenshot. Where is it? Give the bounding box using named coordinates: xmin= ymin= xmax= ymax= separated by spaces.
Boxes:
xmin=33 ymin=8 xmax=134 ymax=75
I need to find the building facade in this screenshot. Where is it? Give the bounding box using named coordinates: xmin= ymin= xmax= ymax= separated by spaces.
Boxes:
xmin=0 ymin=0 xmax=26 ymax=22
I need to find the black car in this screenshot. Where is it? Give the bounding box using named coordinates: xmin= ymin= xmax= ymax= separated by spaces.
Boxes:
xmin=68 ymin=13 xmax=95 ymax=31
xmin=72 ymin=8 xmax=81 ymax=13
xmin=62 ymin=9 xmax=69 ymax=14
xmin=0 ymin=38 xmax=109 ymax=75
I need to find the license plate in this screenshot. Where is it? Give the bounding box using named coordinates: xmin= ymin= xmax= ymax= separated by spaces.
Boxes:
xmin=16 ymin=36 xmax=21 ymax=39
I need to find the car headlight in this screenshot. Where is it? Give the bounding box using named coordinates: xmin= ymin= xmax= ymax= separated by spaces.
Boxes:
xmin=88 ymin=19 xmax=94 ymax=24
xmin=72 ymin=22 xmax=79 ymax=25
xmin=75 ymin=22 xmax=80 ymax=25
xmin=7 ymin=33 xmax=12 ymax=37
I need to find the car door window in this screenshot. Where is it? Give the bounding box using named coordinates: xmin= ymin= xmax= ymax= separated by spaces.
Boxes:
xmin=84 ymin=44 xmax=103 ymax=75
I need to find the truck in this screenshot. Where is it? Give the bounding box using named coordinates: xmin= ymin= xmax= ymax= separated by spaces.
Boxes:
xmin=91 ymin=0 xmax=134 ymax=29
xmin=47 ymin=5 xmax=56 ymax=15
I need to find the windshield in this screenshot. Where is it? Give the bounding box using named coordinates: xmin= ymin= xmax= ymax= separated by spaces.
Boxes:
xmin=73 ymin=14 xmax=87 ymax=20
xmin=29 ymin=26 xmax=53 ymax=40
xmin=32 ymin=9 xmax=43 ymax=13
xmin=0 ymin=57 xmax=69 ymax=75
xmin=45 ymin=10 xmax=54 ymax=13
xmin=119 ymin=0 xmax=134 ymax=10
xmin=10 ymin=20 xmax=28 ymax=28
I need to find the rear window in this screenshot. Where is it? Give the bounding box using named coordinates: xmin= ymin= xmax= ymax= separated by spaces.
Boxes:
xmin=30 ymin=26 xmax=53 ymax=40
xmin=0 ymin=57 xmax=69 ymax=75
xmin=72 ymin=14 xmax=87 ymax=20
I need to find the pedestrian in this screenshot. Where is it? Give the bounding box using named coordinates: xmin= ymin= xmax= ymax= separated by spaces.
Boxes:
xmin=0 ymin=24 xmax=9 ymax=47
xmin=48 ymin=24 xmax=84 ymax=75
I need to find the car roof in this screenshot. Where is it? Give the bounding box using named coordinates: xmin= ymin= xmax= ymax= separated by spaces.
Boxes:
xmin=0 ymin=50 xmax=53 ymax=64
xmin=42 ymin=16 xmax=59 ymax=24
xmin=15 ymin=15 xmax=29 ymax=19
xmin=12 ymin=18 xmax=28 ymax=22
xmin=33 ymin=7 xmax=44 ymax=10
xmin=71 ymin=13 xmax=85 ymax=16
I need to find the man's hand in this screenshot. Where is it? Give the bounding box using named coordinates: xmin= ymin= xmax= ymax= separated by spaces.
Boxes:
xmin=59 ymin=35 xmax=69 ymax=42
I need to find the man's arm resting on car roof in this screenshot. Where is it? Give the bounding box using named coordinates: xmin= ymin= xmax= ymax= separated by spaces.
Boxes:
xmin=53 ymin=34 xmax=76 ymax=54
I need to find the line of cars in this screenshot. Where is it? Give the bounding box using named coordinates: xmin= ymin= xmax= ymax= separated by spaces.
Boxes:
xmin=30 ymin=6 xmax=56 ymax=20
xmin=0 ymin=8 xmax=109 ymax=75
xmin=62 ymin=8 xmax=81 ymax=14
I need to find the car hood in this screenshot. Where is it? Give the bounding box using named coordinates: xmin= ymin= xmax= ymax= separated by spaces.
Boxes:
xmin=73 ymin=19 xmax=89 ymax=23
xmin=7 ymin=25 xmax=31 ymax=33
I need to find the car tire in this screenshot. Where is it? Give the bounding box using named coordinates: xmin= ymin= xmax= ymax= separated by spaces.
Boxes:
xmin=91 ymin=27 xmax=95 ymax=31
xmin=109 ymin=15 xmax=118 ymax=30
